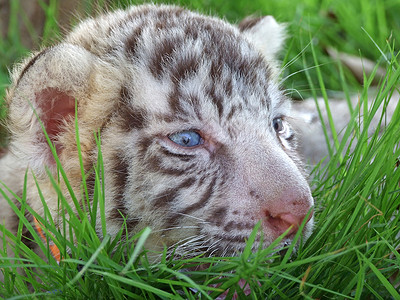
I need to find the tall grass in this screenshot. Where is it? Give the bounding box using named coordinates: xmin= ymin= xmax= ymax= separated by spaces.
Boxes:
xmin=0 ymin=0 xmax=399 ymax=298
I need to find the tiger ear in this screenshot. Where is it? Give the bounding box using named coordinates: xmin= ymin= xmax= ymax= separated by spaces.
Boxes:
xmin=6 ymin=43 xmax=97 ymax=174
xmin=239 ymin=15 xmax=286 ymax=75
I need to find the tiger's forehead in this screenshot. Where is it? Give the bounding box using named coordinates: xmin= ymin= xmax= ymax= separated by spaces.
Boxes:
xmin=67 ymin=5 xmax=288 ymax=125
xmin=129 ymin=62 xmax=285 ymax=124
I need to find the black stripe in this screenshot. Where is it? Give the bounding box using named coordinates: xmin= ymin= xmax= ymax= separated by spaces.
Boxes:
xmin=147 ymin=153 xmax=197 ymax=176
xmin=149 ymin=36 xmax=179 ymax=79
xmin=137 ymin=136 xmax=153 ymax=160
xmin=207 ymin=207 xmax=227 ymax=227
xmin=85 ymin=168 xmax=96 ymax=198
xmin=180 ymin=176 xmax=217 ymax=215
xmin=111 ymin=152 xmax=130 ymax=217
xmin=109 ymin=206 xmax=140 ymax=231
xmin=168 ymin=88 xmax=182 ymax=115
xmin=160 ymin=149 xmax=194 ymax=160
xmin=170 ymin=52 xmax=201 ymax=85
xmin=125 ymin=22 xmax=146 ymax=58
xmin=206 ymin=85 xmax=224 ymax=119
xmin=109 ymin=151 xmax=140 ymax=231
xmin=224 ymin=77 xmax=233 ymax=98
xmin=238 ymin=16 xmax=264 ymax=31
xmin=153 ymin=177 xmax=197 ymax=208
xmin=17 ymin=48 xmax=49 ymax=86
xmin=117 ymin=86 xmax=148 ymax=131
xmin=223 ymin=221 xmax=255 ymax=232
xmin=226 ymin=105 xmax=237 ymax=121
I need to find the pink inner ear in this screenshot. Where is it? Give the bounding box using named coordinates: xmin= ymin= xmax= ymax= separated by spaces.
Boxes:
xmin=35 ymin=87 xmax=76 ymax=154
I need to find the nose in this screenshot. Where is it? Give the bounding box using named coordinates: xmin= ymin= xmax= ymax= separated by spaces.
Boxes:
xmin=255 ymin=186 xmax=313 ymax=238
xmin=264 ymin=209 xmax=313 ymax=237
xmin=239 ymin=138 xmax=314 ymax=240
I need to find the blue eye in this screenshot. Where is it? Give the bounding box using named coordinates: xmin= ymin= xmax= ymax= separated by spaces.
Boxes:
xmin=168 ymin=131 xmax=202 ymax=147
xmin=273 ymin=117 xmax=285 ymax=133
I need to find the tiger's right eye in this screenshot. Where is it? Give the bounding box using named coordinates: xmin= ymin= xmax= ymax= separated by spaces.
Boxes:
xmin=272 ymin=117 xmax=285 ymax=133
xmin=168 ymin=131 xmax=203 ymax=148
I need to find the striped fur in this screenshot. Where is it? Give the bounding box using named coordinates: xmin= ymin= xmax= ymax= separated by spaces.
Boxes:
xmin=0 ymin=4 xmax=313 ymax=259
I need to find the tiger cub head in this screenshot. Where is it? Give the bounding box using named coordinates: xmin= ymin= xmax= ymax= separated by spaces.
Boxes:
xmin=5 ymin=4 xmax=313 ymax=256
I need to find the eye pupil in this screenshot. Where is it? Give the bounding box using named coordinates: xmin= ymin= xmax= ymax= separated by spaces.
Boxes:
xmin=182 ymin=135 xmax=190 ymax=145
xmin=169 ymin=131 xmax=202 ymax=147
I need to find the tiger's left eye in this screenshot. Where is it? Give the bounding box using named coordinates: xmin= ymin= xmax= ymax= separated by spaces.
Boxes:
xmin=272 ymin=117 xmax=285 ymax=133
xmin=168 ymin=131 xmax=203 ymax=147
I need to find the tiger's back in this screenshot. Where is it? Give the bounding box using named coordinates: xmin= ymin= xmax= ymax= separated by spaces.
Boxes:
xmin=0 ymin=4 xmax=313 ymax=259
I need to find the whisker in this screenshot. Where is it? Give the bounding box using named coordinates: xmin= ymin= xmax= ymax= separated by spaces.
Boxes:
xmin=281 ymin=39 xmax=313 ymax=72
xmin=174 ymin=212 xmax=208 ymax=223
xmin=280 ymin=62 xmax=331 ymax=83
xmin=151 ymin=225 xmax=201 ymax=234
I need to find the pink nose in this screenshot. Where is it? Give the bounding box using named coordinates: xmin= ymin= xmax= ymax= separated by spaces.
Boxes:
xmin=264 ymin=209 xmax=313 ymax=237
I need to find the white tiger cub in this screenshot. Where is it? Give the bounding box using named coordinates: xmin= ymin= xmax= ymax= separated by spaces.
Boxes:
xmin=0 ymin=4 xmax=313 ymax=262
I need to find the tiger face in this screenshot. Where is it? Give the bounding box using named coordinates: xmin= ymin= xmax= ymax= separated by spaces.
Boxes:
xmin=1 ymin=4 xmax=313 ymax=257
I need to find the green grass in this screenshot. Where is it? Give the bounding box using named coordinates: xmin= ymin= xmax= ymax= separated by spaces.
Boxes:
xmin=1 ymin=0 xmax=400 ymax=298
